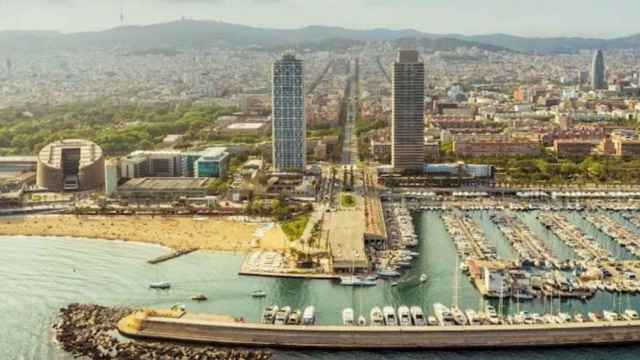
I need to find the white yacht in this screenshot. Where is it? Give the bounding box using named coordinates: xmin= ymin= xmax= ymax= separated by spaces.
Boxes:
xmin=465 ymin=309 xmax=482 ymax=325
xmin=286 ymin=310 xmax=301 ymax=325
xmin=342 ymin=308 xmax=355 ymax=326
xmin=357 ymin=316 xmax=367 ymax=326
xmin=398 ymin=306 xmax=412 ymax=327
xmin=623 ymin=310 xmax=639 ymax=321
xmin=261 ymin=305 xmax=279 ymax=324
xmin=339 ymin=276 xmax=377 ymax=287
xmin=410 ymin=306 xmax=427 ymax=326
xmin=587 ymin=312 xmax=600 ymax=322
xmin=574 ymin=313 xmax=585 ymax=323
xmin=302 ymin=306 xmax=315 ymax=325
xmin=427 ymin=315 xmax=438 ymax=326
xmin=433 ymin=303 xmax=455 ymax=326
xmin=451 ymin=305 xmax=467 ymax=325
xmin=603 ymin=310 xmax=619 ymax=322
xmin=370 ymin=307 xmax=384 ymax=326
xmin=485 ymin=305 xmax=500 ymax=325
xmin=383 ymin=306 xmax=398 ymax=326
xmin=274 ymin=306 xmax=291 ymax=325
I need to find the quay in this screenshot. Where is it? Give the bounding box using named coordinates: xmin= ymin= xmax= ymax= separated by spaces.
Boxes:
xmin=118 ymin=309 xmax=640 ymax=349
xmin=147 ymin=248 xmax=198 ymax=265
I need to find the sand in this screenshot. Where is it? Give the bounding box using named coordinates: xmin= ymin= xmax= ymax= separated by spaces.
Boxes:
xmin=0 ymin=215 xmax=289 ymax=252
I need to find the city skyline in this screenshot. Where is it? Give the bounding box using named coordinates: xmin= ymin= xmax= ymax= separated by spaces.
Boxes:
xmin=1 ymin=0 xmax=640 ymax=38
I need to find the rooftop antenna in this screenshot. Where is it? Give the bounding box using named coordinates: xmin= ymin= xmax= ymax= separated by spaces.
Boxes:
xmin=120 ymin=0 xmax=125 ymax=26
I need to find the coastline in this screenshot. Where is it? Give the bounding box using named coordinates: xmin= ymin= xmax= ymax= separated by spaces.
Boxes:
xmin=0 ymin=214 xmax=289 ymax=253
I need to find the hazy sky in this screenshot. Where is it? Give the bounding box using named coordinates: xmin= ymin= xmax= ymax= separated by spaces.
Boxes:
xmin=0 ymin=0 xmax=637 ymax=38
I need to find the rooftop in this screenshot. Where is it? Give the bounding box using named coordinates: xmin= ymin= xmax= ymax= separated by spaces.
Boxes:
xmin=37 ymin=139 xmax=103 ymax=169
xmin=119 ymin=177 xmax=210 ymax=191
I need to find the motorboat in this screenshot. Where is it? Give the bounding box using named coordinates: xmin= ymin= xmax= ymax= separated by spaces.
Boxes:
xmin=574 ymin=313 xmax=585 ymax=323
xmin=378 ymin=270 xmax=401 ymax=278
xmin=420 ymin=274 xmax=428 ymax=283
xmin=370 ymin=307 xmax=384 ymax=326
xmin=274 ymin=306 xmax=291 ymax=325
xmin=302 ymin=306 xmax=316 ymax=325
xmin=587 ymin=312 xmax=599 ymax=322
xmin=190 ymin=294 xmax=207 ymax=301
xmin=357 ymin=316 xmax=367 ymax=326
xmin=427 ymin=316 xmax=438 ymax=326
xmin=485 ymin=305 xmax=500 ymax=325
xmin=557 ymin=312 xmax=571 ymax=323
xmin=398 ymin=306 xmax=412 ymax=327
xmin=261 ymin=305 xmax=279 ymax=324
xmin=339 ymin=276 xmax=377 ymax=287
xmin=149 ymin=282 xmax=171 ymax=290
xmin=343 ymin=308 xmax=355 ymax=326
xmin=433 ymin=303 xmax=455 ymax=326
xmin=410 ymin=306 xmax=426 ymax=326
xmin=251 ymin=290 xmax=267 ymax=298
xmin=451 ymin=305 xmax=467 ymax=325
xmin=383 ymin=306 xmax=398 ymax=326
xmin=286 ymin=310 xmax=302 ymax=325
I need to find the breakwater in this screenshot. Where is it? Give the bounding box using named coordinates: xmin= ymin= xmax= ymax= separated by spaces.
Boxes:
xmin=54 ymin=304 xmax=271 ymax=359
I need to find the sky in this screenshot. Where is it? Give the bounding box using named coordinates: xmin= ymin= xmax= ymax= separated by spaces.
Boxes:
xmin=0 ymin=0 xmax=637 ymax=38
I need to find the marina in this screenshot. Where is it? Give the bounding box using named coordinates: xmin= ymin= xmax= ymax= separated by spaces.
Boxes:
xmin=585 ymin=212 xmax=640 ymax=257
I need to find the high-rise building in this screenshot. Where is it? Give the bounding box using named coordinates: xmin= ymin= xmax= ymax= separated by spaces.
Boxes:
xmin=391 ymin=50 xmax=425 ymax=173
xmin=272 ymin=54 xmax=306 ymax=172
xmin=591 ymin=50 xmax=606 ymax=90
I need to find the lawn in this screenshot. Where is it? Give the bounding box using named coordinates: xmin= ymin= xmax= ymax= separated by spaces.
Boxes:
xmin=340 ymin=193 xmax=356 ymax=208
xmin=280 ymin=214 xmax=310 ymax=241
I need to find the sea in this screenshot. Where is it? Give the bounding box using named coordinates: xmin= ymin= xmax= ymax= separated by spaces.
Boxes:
xmin=1 ymin=210 xmax=640 ymax=359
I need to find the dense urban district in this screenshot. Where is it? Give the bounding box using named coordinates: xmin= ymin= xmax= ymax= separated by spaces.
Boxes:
xmin=5 ymin=24 xmax=640 ymax=352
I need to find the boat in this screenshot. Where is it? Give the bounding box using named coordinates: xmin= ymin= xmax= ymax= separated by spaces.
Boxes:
xmin=286 ymin=310 xmax=302 ymax=325
xmin=357 ymin=316 xmax=367 ymax=326
xmin=587 ymin=312 xmax=599 ymax=322
xmin=624 ymin=310 xmax=640 ymax=321
xmin=485 ymin=305 xmax=500 ymax=325
xmin=383 ymin=306 xmax=398 ymax=326
xmin=340 ymin=276 xmax=377 ymax=287
xmin=420 ymin=274 xmax=428 ymax=283
xmin=377 ymin=270 xmax=401 ymax=278
xmin=261 ymin=306 xmax=278 ymax=324
xmin=302 ymin=306 xmax=316 ymax=325
xmin=398 ymin=306 xmax=412 ymax=327
xmin=370 ymin=307 xmax=384 ymax=326
xmin=451 ymin=305 xmax=467 ymax=325
xmin=149 ymin=282 xmax=171 ymax=290
xmin=251 ymin=290 xmax=267 ymax=298
xmin=574 ymin=313 xmax=585 ymax=323
xmin=343 ymin=308 xmax=355 ymax=326
xmin=274 ymin=306 xmax=291 ymax=325
xmin=410 ymin=306 xmax=426 ymax=326
xmin=427 ymin=316 xmax=438 ymax=326
xmin=465 ymin=309 xmax=482 ymax=325
xmin=191 ymin=294 xmax=207 ymax=301
xmin=433 ymin=303 xmax=455 ymax=326
xmin=557 ymin=313 xmax=571 ymax=323
xmin=391 ymin=281 xmax=399 ymax=287
xmin=603 ymin=311 xmax=619 ymax=322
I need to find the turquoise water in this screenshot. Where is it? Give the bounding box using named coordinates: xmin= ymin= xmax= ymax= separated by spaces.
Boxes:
xmin=2 ymin=211 xmax=640 ymax=359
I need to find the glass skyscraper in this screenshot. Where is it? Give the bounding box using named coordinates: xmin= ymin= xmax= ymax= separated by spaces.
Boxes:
xmin=591 ymin=49 xmax=605 ymax=90
xmin=272 ymin=54 xmax=306 ymax=172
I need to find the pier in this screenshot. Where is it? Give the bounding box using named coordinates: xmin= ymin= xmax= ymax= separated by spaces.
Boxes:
xmin=442 ymin=212 xmax=497 ymax=261
xmin=584 ymin=212 xmax=640 ymax=257
xmin=536 ymin=213 xmax=612 ymax=261
xmin=492 ymin=213 xmax=558 ymax=266
xmin=147 ymin=248 xmax=198 ymax=265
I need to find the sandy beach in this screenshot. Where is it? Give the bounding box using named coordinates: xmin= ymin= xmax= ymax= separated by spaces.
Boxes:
xmin=0 ymin=215 xmax=289 ymax=252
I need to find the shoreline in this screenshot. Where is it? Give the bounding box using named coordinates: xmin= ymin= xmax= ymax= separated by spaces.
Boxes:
xmin=0 ymin=214 xmax=289 ymax=253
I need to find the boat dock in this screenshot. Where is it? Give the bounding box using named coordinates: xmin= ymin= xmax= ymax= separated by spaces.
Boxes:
xmin=492 ymin=213 xmax=558 ymax=266
xmin=584 ymin=212 xmax=640 ymax=257
xmin=147 ymin=248 xmax=198 ymax=265
xmin=119 ymin=309 xmax=640 ymax=350
xmin=536 ymin=213 xmax=612 ymax=261
xmin=442 ymin=212 xmax=497 ymax=261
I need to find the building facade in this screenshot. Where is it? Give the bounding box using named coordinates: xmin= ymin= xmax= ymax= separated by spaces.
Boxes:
xmin=392 ymin=50 xmax=425 ymax=173
xmin=272 ymin=54 xmax=306 ymax=172
xmin=194 ymin=147 xmax=230 ymax=178
xmin=36 ymin=139 xmax=104 ymax=192
xmin=591 ymin=50 xmax=605 ymax=90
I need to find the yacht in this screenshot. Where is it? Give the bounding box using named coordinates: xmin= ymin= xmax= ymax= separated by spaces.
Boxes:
xmin=190 ymin=294 xmax=207 ymax=301
xmin=420 ymin=274 xmax=428 ymax=283
xmin=465 ymin=309 xmax=482 ymax=325
xmin=251 ymin=290 xmax=267 ymax=298
xmin=603 ymin=311 xmax=619 ymax=322
xmin=557 ymin=313 xmax=571 ymax=323
xmin=302 ymin=306 xmax=315 ymax=325
xmin=451 ymin=305 xmax=467 ymax=325
xmin=410 ymin=306 xmax=426 ymax=326
xmin=286 ymin=310 xmax=301 ymax=325
xmin=261 ymin=305 xmax=279 ymax=324
xmin=398 ymin=306 xmax=412 ymax=327
xmin=370 ymin=307 xmax=384 ymax=326
xmin=427 ymin=316 xmax=438 ymax=326
xmin=433 ymin=303 xmax=455 ymax=326
xmin=623 ymin=310 xmax=639 ymax=321
xmin=587 ymin=312 xmax=600 ymax=322
xmin=574 ymin=313 xmax=585 ymax=323
xmin=377 ymin=270 xmax=401 ymax=278
xmin=342 ymin=308 xmax=355 ymax=326
xmin=485 ymin=305 xmax=500 ymax=325
xmin=383 ymin=306 xmax=398 ymax=326
xmin=274 ymin=306 xmax=291 ymax=325
xmin=357 ymin=316 xmax=367 ymax=326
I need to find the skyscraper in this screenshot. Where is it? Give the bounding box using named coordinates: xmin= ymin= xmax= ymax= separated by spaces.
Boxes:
xmin=591 ymin=49 xmax=605 ymax=90
xmin=272 ymin=54 xmax=306 ymax=172
xmin=391 ymin=50 xmax=425 ymax=173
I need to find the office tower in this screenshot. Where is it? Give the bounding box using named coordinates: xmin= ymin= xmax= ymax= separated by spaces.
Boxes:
xmin=272 ymin=54 xmax=306 ymax=172
xmin=591 ymin=50 xmax=605 ymax=90
xmin=391 ymin=50 xmax=425 ymax=173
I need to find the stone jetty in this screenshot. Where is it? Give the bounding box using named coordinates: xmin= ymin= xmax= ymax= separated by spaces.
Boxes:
xmin=53 ymin=303 xmax=272 ymax=360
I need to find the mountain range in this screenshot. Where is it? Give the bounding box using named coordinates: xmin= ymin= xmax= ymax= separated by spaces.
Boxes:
xmin=2 ymin=20 xmax=640 ymax=54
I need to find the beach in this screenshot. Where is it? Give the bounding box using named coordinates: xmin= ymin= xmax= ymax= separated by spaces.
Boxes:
xmin=0 ymin=215 xmax=289 ymax=252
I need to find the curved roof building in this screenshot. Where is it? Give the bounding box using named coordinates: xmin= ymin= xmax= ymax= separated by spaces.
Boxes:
xmin=36 ymin=139 xmax=104 ymax=192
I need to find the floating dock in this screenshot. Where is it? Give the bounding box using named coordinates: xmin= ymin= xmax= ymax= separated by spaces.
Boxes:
xmin=119 ymin=310 xmax=640 ymax=350
xmin=147 ymin=249 xmax=197 ymax=265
